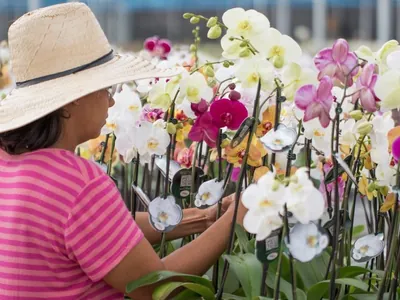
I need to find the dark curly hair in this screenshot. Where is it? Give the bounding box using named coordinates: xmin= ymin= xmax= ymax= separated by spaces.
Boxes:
xmin=0 ymin=108 xmax=70 ymax=155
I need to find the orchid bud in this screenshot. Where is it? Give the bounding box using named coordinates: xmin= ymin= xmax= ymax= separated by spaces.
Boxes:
xmin=240 ymin=41 xmax=247 ymax=47
xmin=271 ymin=55 xmax=285 ymax=69
xmin=204 ymin=65 xmax=215 ymax=77
xmin=228 ymin=83 xmax=236 ymax=90
xmin=380 ymin=186 xmax=389 ymax=196
xmin=190 ymin=16 xmax=200 ymax=24
xmin=367 ymin=182 xmax=378 ymax=193
xmin=166 ymin=123 xmax=177 ymax=135
xmin=207 ymin=25 xmax=222 ymax=40
xmin=183 ymin=13 xmax=194 ymax=19
xmin=221 ymin=139 xmax=230 ymax=148
xmin=206 ymin=17 xmax=218 ymax=28
xmin=271 ymin=180 xmax=281 ymax=192
xmin=176 ymin=123 xmax=183 ymax=129
xmin=207 ymin=77 xmax=217 ymax=88
xmin=188 ymin=119 xmax=194 ymax=125
xmin=349 ymin=110 xmax=363 ymax=120
xmin=223 ymin=61 xmax=230 ymax=68
xmin=356 ymin=121 xmax=373 ymax=136
xmin=239 ymin=48 xmax=251 ymax=58
xmin=229 ymin=90 xmax=241 ymax=101
xmin=190 ymin=44 xmax=197 ymax=52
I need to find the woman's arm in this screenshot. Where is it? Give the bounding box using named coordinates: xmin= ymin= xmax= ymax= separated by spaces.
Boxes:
xmin=103 ymin=196 xmax=247 ymax=300
xmin=134 ymin=209 xmax=208 ymax=245
xmin=134 ymin=198 xmax=233 ymax=244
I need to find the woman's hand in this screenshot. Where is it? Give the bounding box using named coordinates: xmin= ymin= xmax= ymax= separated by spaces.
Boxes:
xmin=203 ymin=193 xmax=247 ymax=228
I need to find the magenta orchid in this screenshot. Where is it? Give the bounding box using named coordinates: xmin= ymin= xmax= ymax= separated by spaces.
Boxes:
xmin=392 ymin=136 xmax=400 ymax=162
xmin=352 ymin=63 xmax=379 ymax=112
xmin=294 ymin=76 xmax=334 ymax=128
xmin=210 ymin=98 xmax=248 ymax=130
xmin=314 ymin=38 xmax=359 ymax=86
xmin=320 ymin=162 xmax=345 ymax=207
xmin=144 ymin=36 xmax=172 ymax=59
xmin=191 ymin=99 xmax=209 ymax=117
xmin=188 ymin=112 xmax=219 ymax=148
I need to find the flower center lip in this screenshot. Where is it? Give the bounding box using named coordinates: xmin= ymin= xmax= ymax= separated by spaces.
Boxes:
xmin=221 ymin=112 xmax=233 ymax=125
xmin=360 ymin=245 xmax=369 ymax=255
xmin=307 ymin=235 xmax=318 ymax=248
xmin=147 ymin=138 xmax=159 ymax=149
xmin=159 ymin=212 xmax=169 ymax=222
xmin=201 ymin=192 xmax=211 ymax=201
xmin=260 ymin=199 xmax=272 ymax=207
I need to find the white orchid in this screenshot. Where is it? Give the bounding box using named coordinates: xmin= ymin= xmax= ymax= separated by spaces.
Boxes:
xmin=148 ymin=79 xmax=179 ymax=111
xmin=242 ymin=171 xmax=286 ymax=240
xmin=285 ymin=168 xmax=325 ymax=224
xmin=264 ymin=28 xmax=302 ymax=69
xmin=102 ymin=84 xmax=142 ymax=135
xmin=281 ymin=63 xmax=317 ymax=102
xmin=369 ymin=112 xmax=394 ymax=165
xmin=195 ymin=179 xmax=224 ymax=207
xmin=302 ymin=118 xmax=332 ymax=156
xmin=374 ymin=69 xmax=400 ymax=110
xmin=134 ymin=120 xmax=170 ymax=157
xmin=148 ymin=196 xmax=183 ymax=232
xmin=178 ymin=72 xmax=213 ymax=104
xmin=375 ymin=161 xmax=396 ymax=187
xmin=286 ymin=223 xmax=329 ymax=262
xmin=351 ymin=233 xmax=385 ymax=262
xmin=221 ymin=8 xmax=270 ymax=58
xmin=355 ymin=40 xmax=400 ymax=75
xmin=340 ymin=118 xmax=357 ymax=147
xmin=260 ymin=124 xmax=297 ymax=153
xmin=235 ymin=57 xmax=275 ymax=91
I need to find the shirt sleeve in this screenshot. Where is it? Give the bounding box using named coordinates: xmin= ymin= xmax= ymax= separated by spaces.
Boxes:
xmin=64 ymin=174 xmax=144 ymax=282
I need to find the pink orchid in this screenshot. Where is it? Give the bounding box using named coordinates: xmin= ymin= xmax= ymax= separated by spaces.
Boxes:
xmin=144 ymin=36 xmax=172 ymax=59
xmin=188 ymin=112 xmax=219 ymax=148
xmin=319 ymin=162 xmax=345 ymax=207
xmin=314 ymin=39 xmax=359 ymax=86
xmin=176 ymin=146 xmax=195 ymax=168
xmin=191 ymin=99 xmax=209 ymax=117
xmin=294 ymin=76 xmax=334 ymax=128
xmin=352 ymin=63 xmax=380 ymax=112
xmin=140 ymin=104 xmax=164 ymax=123
xmin=210 ymin=98 xmax=248 ymax=130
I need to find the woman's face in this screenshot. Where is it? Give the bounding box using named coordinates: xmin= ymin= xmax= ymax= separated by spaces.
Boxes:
xmin=70 ymin=89 xmax=115 ymax=143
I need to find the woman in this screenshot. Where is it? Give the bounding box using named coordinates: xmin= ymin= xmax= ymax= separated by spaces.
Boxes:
xmin=0 ymin=3 xmax=247 ymax=300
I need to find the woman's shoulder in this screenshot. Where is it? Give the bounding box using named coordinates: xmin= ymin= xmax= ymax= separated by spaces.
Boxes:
xmin=21 ymin=148 xmax=106 ymax=183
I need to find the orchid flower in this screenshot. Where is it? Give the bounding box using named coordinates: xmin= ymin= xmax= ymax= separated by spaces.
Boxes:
xmin=295 ymin=76 xmax=333 ymax=128
xmin=351 ymin=233 xmax=385 ymax=262
xmin=179 ymin=72 xmax=213 ymax=104
xmin=195 ymin=179 xmax=224 ymax=207
xmin=351 ymin=63 xmax=379 ymax=112
xmin=148 ymin=196 xmax=182 ymax=232
xmin=374 ymin=69 xmax=400 ymax=110
xmin=225 ymin=135 xmax=267 ymax=167
xmin=144 ymin=36 xmax=172 ymax=59
xmin=264 ymin=28 xmax=302 ymax=69
xmin=235 ymin=57 xmax=275 ymax=91
xmin=221 ymin=8 xmax=270 ymax=59
xmin=314 ymin=38 xmax=359 ymax=86
xmin=188 ymin=112 xmax=219 ymax=148
xmin=210 ymin=98 xmax=248 ymax=130
xmin=134 ymin=120 xmax=170 ymax=157
xmin=241 ymin=171 xmax=285 ymax=240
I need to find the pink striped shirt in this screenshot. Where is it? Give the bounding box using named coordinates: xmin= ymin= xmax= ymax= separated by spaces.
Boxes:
xmin=0 ymin=148 xmax=144 ymax=299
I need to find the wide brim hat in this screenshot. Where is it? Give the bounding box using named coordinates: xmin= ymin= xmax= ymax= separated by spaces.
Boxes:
xmin=0 ymin=2 xmax=182 ymax=133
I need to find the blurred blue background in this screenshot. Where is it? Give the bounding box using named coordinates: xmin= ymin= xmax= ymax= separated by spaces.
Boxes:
xmin=0 ymin=0 xmax=398 ymax=51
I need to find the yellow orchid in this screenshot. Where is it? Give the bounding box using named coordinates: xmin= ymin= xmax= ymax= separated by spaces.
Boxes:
xmin=87 ymin=135 xmax=118 ymax=164
xmin=256 ymin=105 xmax=276 ymax=138
xmin=380 ymin=193 xmax=396 ymax=212
xmin=176 ymin=123 xmax=191 ymax=143
xmin=225 ymin=135 xmax=267 ymax=167
xmin=359 ymin=174 xmax=374 ymax=200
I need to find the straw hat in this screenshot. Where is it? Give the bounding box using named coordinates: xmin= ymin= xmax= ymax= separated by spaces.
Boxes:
xmin=0 ymin=2 xmax=181 ymax=133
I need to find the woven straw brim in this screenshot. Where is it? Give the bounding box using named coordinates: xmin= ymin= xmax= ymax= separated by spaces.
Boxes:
xmin=0 ymin=53 xmax=182 ymax=133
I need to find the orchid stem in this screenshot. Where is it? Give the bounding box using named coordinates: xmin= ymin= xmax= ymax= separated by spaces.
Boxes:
xmin=106 ymin=133 xmax=116 ymax=176
xmin=274 ymin=226 xmax=287 ymax=300
xmin=190 ymin=143 xmax=201 ymax=207
xmin=98 ymin=133 xmax=110 ymax=165
xmin=216 ymin=79 xmax=262 ymax=300
xmin=131 ymin=153 xmax=140 ymax=220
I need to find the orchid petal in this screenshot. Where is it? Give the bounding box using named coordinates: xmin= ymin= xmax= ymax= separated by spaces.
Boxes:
xmin=332 ymin=38 xmax=350 ymax=63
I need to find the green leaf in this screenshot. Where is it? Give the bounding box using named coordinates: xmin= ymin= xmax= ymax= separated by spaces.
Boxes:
xmin=252 ymin=297 xmax=274 ymax=300
xmin=126 ymin=270 xmax=214 ymax=294
xmin=205 ymin=258 xmax=240 ymax=294
xmin=153 ymin=282 xmax=215 ymax=300
xmin=266 ymin=270 xmax=307 ymax=300
xmin=307 ymin=278 xmax=370 ymax=300
xmin=296 ymin=251 xmax=330 ymax=290
xmin=172 ymin=289 xmax=199 ymax=300
xmin=351 ymin=225 xmax=365 ymax=239
xmin=294 ymin=147 xmax=307 ymax=168
xmin=337 ymin=266 xmax=384 ymax=279
xmin=223 ymin=253 xmax=262 ymax=299
xmin=235 ymin=224 xmax=253 ymax=253
xmin=340 ymin=293 xmax=390 ymax=300
xmin=221 ymin=293 xmax=247 ymax=300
